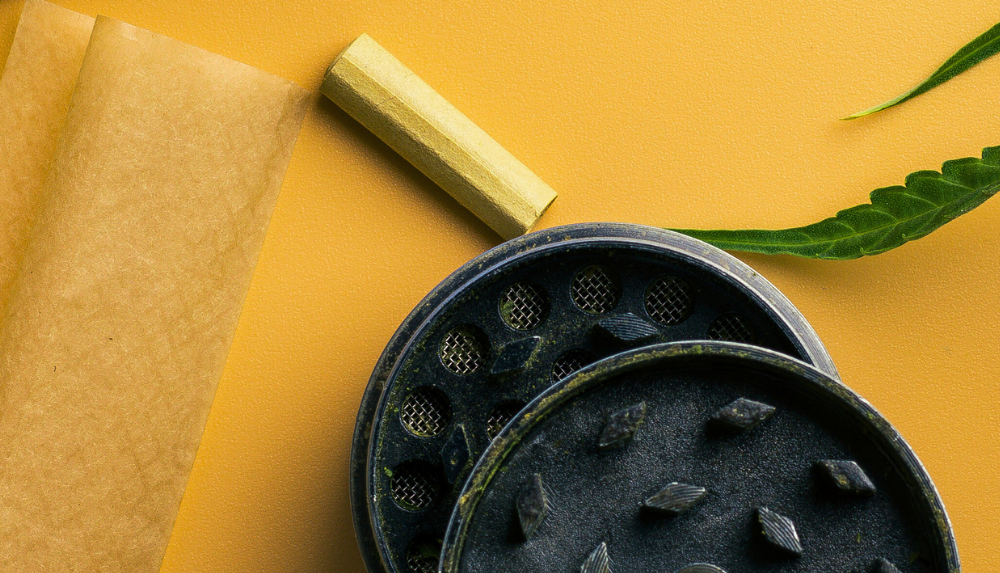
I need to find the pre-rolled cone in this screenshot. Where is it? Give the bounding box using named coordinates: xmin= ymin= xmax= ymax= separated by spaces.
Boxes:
xmin=321 ymin=34 xmax=557 ymax=239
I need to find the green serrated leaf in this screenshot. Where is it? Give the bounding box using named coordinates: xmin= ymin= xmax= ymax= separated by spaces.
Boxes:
xmin=671 ymin=147 xmax=1000 ymax=260
xmin=843 ymin=21 xmax=1000 ymax=119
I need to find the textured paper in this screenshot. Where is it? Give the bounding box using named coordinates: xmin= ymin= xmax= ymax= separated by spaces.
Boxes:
xmin=0 ymin=15 xmax=308 ymax=571
xmin=0 ymin=0 xmax=93 ymax=316
xmin=321 ymin=33 xmax=557 ymax=240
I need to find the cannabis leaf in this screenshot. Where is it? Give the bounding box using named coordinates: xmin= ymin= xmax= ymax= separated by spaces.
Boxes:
xmin=844 ymin=21 xmax=1000 ymax=119
xmin=671 ymin=147 xmax=1000 ymax=259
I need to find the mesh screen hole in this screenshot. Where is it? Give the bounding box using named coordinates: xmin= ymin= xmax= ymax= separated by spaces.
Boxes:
xmin=645 ymin=275 xmax=694 ymax=325
xmin=400 ymin=387 xmax=452 ymax=437
xmin=391 ymin=460 xmax=441 ymax=511
xmin=571 ymin=265 xmax=621 ymax=314
xmin=499 ymin=282 xmax=551 ymax=331
xmin=439 ymin=325 xmax=489 ymax=375
xmin=486 ymin=400 xmax=527 ymax=439
xmin=405 ymin=535 xmax=442 ymax=573
xmin=707 ymin=313 xmax=756 ymax=344
xmin=551 ymin=349 xmax=596 ymax=382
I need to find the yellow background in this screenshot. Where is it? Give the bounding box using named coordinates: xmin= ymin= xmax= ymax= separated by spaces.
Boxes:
xmin=1 ymin=0 xmax=997 ymax=570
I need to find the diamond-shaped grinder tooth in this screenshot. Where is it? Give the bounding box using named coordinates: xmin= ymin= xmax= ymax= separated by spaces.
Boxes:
xmin=580 ymin=542 xmax=610 ymax=573
xmin=711 ymin=397 xmax=776 ymax=431
xmin=643 ymin=482 xmax=707 ymax=515
xmin=675 ymin=565 xmax=726 ymax=573
xmin=598 ymin=402 xmax=647 ymax=449
xmin=592 ymin=312 xmax=659 ymax=348
xmin=515 ymin=473 xmax=548 ymax=540
xmin=440 ymin=425 xmax=471 ymax=484
xmin=816 ymin=460 xmax=877 ymax=495
xmin=756 ymin=507 xmax=803 ymax=556
xmin=490 ymin=336 xmax=541 ymax=376
xmin=871 ymin=557 xmax=902 ymax=573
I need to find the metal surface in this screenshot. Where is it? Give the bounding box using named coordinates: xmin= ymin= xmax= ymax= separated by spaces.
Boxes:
xmin=441 ymin=343 xmax=958 ymax=573
xmin=351 ymin=224 xmax=839 ymax=573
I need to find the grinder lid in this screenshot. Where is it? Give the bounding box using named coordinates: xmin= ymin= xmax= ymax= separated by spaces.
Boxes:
xmin=441 ymin=342 xmax=958 ymax=573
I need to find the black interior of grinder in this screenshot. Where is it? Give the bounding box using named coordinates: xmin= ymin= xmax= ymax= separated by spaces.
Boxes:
xmin=440 ymin=343 xmax=957 ymax=573
xmin=354 ymin=224 xmax=838 ymax=573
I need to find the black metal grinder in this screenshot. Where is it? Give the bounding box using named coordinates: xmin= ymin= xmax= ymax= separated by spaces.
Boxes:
xmin=351 ymin=223 xmax=853 ymax=573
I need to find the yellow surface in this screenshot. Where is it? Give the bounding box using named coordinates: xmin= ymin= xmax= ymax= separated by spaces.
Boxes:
xmin=1 ymin=0 xmax=997 ymax=571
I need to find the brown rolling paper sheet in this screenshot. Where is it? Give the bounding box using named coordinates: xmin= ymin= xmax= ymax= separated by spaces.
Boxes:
xmin=0 ymin=15 xmax=309 ymax=572
xmin=0 ymin=0 xmax=93 ymax=316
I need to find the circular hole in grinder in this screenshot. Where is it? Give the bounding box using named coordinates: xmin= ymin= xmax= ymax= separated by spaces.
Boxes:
xmin=551 ymin=349 xmax=597 ymax=382
xmin=707 ymin=313 xmax=756 ymax=344
xmin=405 ymin=534 xmax=442 ymax=573
xmin=439 ymin=325 xmax=489 ymax=375
xmin=499 ymin=282 xmax=550 ymax=331
xmin=486 ymin=400 xmax=527 ymax=439
xmin=571 ymin=265 xmax=621 ymax=314
xmin=645 ymin=275 xmax=694 ymax=325
xmin=400 ymin=387 xmax=452 ymax=437
xmin=391 ymin=460 xmax=441 ymax=511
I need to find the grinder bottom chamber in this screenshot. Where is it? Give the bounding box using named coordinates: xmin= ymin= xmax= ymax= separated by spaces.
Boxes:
xmin=349 ymin=224 xmax=956 ymax=573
